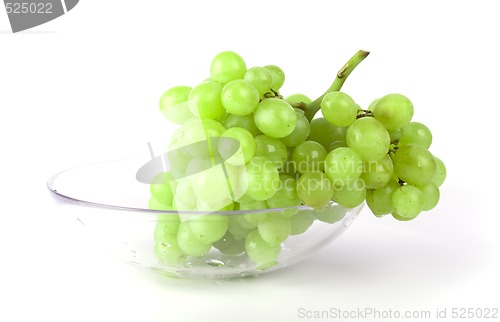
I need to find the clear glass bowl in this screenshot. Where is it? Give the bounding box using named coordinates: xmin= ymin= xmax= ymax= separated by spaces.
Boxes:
xmin=47 ymin=158 xmax=363 ymax=279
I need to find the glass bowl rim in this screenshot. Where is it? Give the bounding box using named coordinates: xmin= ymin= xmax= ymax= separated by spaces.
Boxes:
xmin=46 ymin=159 xmax=323 ymax=216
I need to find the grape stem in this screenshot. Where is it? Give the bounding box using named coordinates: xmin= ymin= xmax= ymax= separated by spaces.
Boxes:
xmin=304 ymin=50 xmax=370 ymax=121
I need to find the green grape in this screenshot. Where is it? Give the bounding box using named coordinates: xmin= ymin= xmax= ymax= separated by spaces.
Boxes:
xmin=155 ymin=239 xmax=186 ymax=265
xmin=292 ymin=141 xmax=327 ymax=174
xmin=431 ymin=156 xmax=446 ymax=187
xmin=388 ymin=128 xmax=403 ymax=141
xmin=224 ymin=114 xmax=261 ymax=137
xmin=309 ymin=118 xmax=347 ymax=151
xmin=416 ymin=182 xmax=440 ymax=211
xmin=294 ymin=108 xmax=305 ymax=114
xmin=329 ymin=140 xmax=348 ymax=151
xmin=188 ymin=214 xmax=229 ymax=244
xmin=221 ymin=80 xmax=260 ymax=116
xmin=331 ymin=179 xmax=366 ymax=208
xmin=220 ymin=127 xmax=256 ymax=165
xmin=239 ymin=199 xmax=268 ymax=223
xmin=244 ymin=67 xmax=273 ymax=96
xmin=228 ymin=216 xmax=255 ymax=240
xmin=172 ymin=178 xmax=197 ymax=210
xmin=346 ymin=117 xmax=390 ymax=161
xmin=324 ymin=147 xmax=363 ymax=186
xmin=392 ymin=212 xmax=413 ymax=221
xmin=373 ymin=93 xmax=414 ymax=130
xmin=398 ymin=122 xmax=432 ymax=148
xmin=159 ymin=86 xmax=193 ymax=124
xmin=210 ymin=51 xmax=247 ymax=84
xmin=172 ymin=197 xmax=196 ymax=212
xmin=154 ymin=214 xmax=181 ymax=241
xmin=321 ymin=91 xmax=358 ymax=127
xmin=297 ymin=172 xmax=334 ymax=208
xmin=254 ymin=98 xmax=297 ymax=138
xmin=285 ymin=93 xmax=312 ymax=105
xmin=392 ymin=144 xmax=436 ymax=186
xmin=367 ymin=98 xmax=379 ymax=111
xmin=314 ymin=205 xmax=347 ymax=224
xmin=148 ymin=196 xmax=173 ymax=211
xmin=365 ymin=179 xmax=400 ymax=216
xmin=188 ymin=81 xmax=225 ymax=119
xmin=281 ymin=112 xmax=310 ymax=147
xmin=266 ymin=174 xmax=301 ymax=217
xmin=191 ymin=163 xmax=232 ymax=204
xmin=240 ymin=156 xmax=280 ymax=201
xmin=196 ymin=199 xmax=234 ymax=212
xmin=150 ymin=172 xmax=174 ymax=206
xmin=289 ymin=211 xmax=315 ymax=235
xmin=213 ymin=231 xmax=245 ymax=255
xmin=180 ymin=118 xmax=226 ymax=146
xmin=257 ymin=214 xmax=291 ymax=245
xmin=254 ymin=135 xmax=288 ymax=169
xmin=264 ymin=65 xmax=285 ymax=90
xmin=391 ymin=185 xmax=424 ymax=220
xmin=177 ymin=222 xmax=212 ymax=257
xmin=360 ymin=154 xmax=394 ymax=189
xmin=245 ymin=230 xmax=281 ymax=269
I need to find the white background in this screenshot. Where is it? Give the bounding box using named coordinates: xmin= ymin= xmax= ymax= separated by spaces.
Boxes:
xmin=1 ymin=1 xmax=499 ymax=321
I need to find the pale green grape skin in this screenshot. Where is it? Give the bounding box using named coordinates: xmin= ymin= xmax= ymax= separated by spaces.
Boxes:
xmin=388 ymin=128 xmax=404 ymax=141
xmin=213 ymin=232 xmax=245 ymax=255
xmin=314 ymin=205 xmax=347 ymax=224
xmin=150 ymin=172 xmax=174 ymax=205
xmin=264 ymin=65 xmax=285 ymax=90
xmin=286 ymin=93 xmax=312 ymax=105
xmin=392 ymin=144 xmax=436 ymax=186
xmin=224 ymin=114 xmax=261 ymax=137
xmin=148 ymin=196 xmax=173 ymax=211
xmin=196 ymin=199 xmax=234 ymax=212
xmin=188 ymin=214 xmax=229 ymax=244
xmin=180 ymin=118 xmax=226 ymax=146
xmin=221 ymin=80 xmax=260 ymax=116
xmin=309 ymin=118 xmax=347 ymax=151
xmin=254 ymin=98 xmax=297 ymax=138
xmin=254 ymin=135 xmax=288 ymax=169
xmin=324 ymin=147 xmax=363 ymax=186
xmin=321 ymin=91 xmax=358 ymax=127
xmin=373 ymin=93 xmax=414 ymax=130
xmin=294 ymin=108 xmax=305 ymax=114
xmin=360 ymin=154 xmax=394 ymax=189
xmin=297 ymin=172 xmax=334 ymax=208
xmin=331 ymin=179 xmax=366 ymax=208
xmin=155 ymin=215 xmax=181 ymax=242
xmin=367 ymin=98 xmax=379 ymax=111
xmin=431 ymin=156 xmax=447 ymax=187
xmin=289 ymin=211 xmax=315 ymax=235
xmin=265 ymin=174 xmax=301 ymax=213
xmin=346 ymin=117 xmax=391 ymax=161
xmin=155 ymin=240 xmax=186 ymax=265
xmin=329 ymin=140 xmax=348 ymax=151
xmin=172 ymin=178 xmax=197 ymax=210
xmin=292 ymin=141 xmax=328 ymax=174
xmin=210 ymin=51 xmax=247 ymax=84
xmin=177 ymin=222 xmax=212 ymax=257
xmin=365 ymin=179 xmax=400 ymax=216
xmin=188 ymin=81 xmax=226 ymax=119
xmin=220 ymin=127 xmax=256 ymax=165
xmin=391 ymin=185 xmax=424 ymax=220
xmin=257 ymin=215 xmax=291 ymax=245
xmin=392 ymin=212 xmax=413 ymax=221
xmin=417 ymin=182 xmax=440 ymax=211
xmin=399 ymin=122 xmax=433 ymax=148
xmin=239 ymin=199 xmax=268 ymax=223
xmin=245 ymin=230 xmax=281 ymax=269
xmin=228 ymin=216 xmax=253 ymax=240
xmin=241 ymin=156 xmax=280 ymax=201
xmin=159 ymin=86 xmax=193 ymax=124
xmin=281 ymin=112 xmax=311 ymax=147
xmin=191 ymin=163 xmax=232 ymax=204
xmin=244 ymin=67 xmax=273 ymax=96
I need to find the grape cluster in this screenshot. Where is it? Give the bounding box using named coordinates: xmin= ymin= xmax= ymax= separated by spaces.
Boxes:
xmin=150 ymin=50 xmax=446 ymax=269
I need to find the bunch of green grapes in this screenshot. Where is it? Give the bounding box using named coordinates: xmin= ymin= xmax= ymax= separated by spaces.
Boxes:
xmin=149 ymin=50 xmax=446 ymax=269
